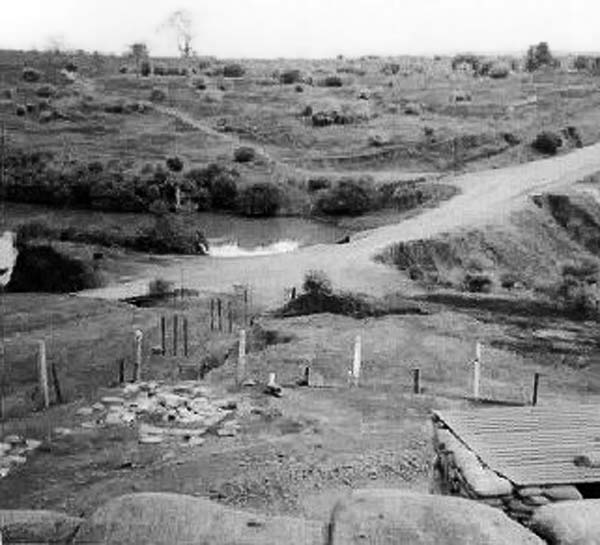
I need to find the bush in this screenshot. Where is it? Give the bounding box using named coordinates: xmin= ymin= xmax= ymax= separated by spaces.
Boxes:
xmin=223 ymin=64 xmax=245 ymax=78
xmin=233 ymin=146 xmax=256 ymax=163
xmin=36 ymin=85 xmax=56 ymax=98
xmin=15 ymin=105 xmax=26 ymax=116
xmin=136 ymin=214 xmax=208 ymax=254
xmin=153 ymin=65 xmax=166 ymax=76
xmin=489 ymin=63 xmax=510 ymax=79
xmin=166 ymin=156 xmax=184 ymax=172
xmin=317 ymin=177 xmax=375 ymax=216
xmin=148 ymin=277 xmax=174 ymax=295
xmin=119 ymin=66 xmax=128 ymax=74
xmin=463 ymin=273 xmax=493 ymax=293
xmin=307 ymin=177 xmax=331 ymax=192
xmin=193 ymin=77 xmax=207 ymax=90
xmin=7 ymin=244 xmax=103 ymax=293
xmin=237 ymin=182 xmax=282 ymax=217
xmin=295 ymin=84 xmax=304 ymax=93
xmin=320 ymin=75 xmax=343 ymax=87
xmin=149 ymin=88 xmax=167 ymax=102
xmin=280 ymin=69 xmax=302 ymax=84
xmin=303 ymin=270 xmax=333 ymax=296
xmin=22 ymin=67 xmax=42 ymax=83
xmin=140 ymin=61 xmax=151 ymax=77
xmin=532 ymin=131 xmax=563 ymax=155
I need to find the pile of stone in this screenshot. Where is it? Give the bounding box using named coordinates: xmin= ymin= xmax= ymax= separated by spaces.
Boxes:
xmin=76 ymin=381 xmax=238 ymax=446
xmin=0 ymin=435 xmax=42 ymax=479
xmin=432 ymin=421 xmax=583 ymax=524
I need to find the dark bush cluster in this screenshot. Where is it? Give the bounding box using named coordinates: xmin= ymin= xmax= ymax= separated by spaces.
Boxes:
xmin=183 ymin=162 xmax=240 ymax=210
xmin=532 ymin=131 xmax=563 ymax=155
xmin=223 ymin=64 xmax=245 ymax=78
xmin=319 ymin=75 xmax=343 ymax=87
xmin=140 ymin=61 xmax=151 ymax=77
xmin=280 ymin=69 xmax=302 ymax=84
xmin=233 ymin=146 xmax=257 ymax=163
xmin=7 ymin=243 xmax=103 ymax=293
xmin=22 ymin=67 xmax=42 ymax=83
xmin=237 ymin=182 xmax=282 ymax=217
xmin=311 ymin=110 xmax=355 ymax=127
xmin=316 ymin=177 xmax=376 ymax=216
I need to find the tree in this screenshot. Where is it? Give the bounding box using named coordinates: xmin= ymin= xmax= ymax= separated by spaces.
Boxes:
xmin=128 ymin=42 xmax=149 ymax=76
xmin=164 ymin=10 xmax=194 ymax=58
xmin=525 ymin=42 xmax=555 ymax=72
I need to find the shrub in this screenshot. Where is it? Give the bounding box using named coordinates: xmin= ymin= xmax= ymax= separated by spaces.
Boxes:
xmin=149 ymin=88 xmax=167 ymax=102
xmin=307 ymin=177 xmax=331 ymax=192
xmin=22 ymin=67 xmax=42 ymax=83
xmin=525 ymin=42 xmax=556 ymax=72
xmin=463 ymin=273 xmax=493 ymax=293
xmin=303 ymin=270 xmax=333 ymax=296
xmin=204 ymin=164 xmax=239 ymax=209
xmin=223 ymin=63 xmax=245 ymax=77
xmin=500 ymin=272 xmax=520 ymax=289
xmin=36 ymin=84 xmax=56 ymax=98
xmin=193 ymin=77 xmax=207 ymax=90
xmin=320 ymin=75 xmax=343 ymax=87
xmin=301 ymin=105 xmax=313 ymax=117
xmin=15 ymin=105 xmax=26 ymax=116
xmin=532 ymin=131 xmax=562 ymax=155
xmin=119 ymin=66 xmax=128 ymax=74
xmin=280 ymin=69 xmax=302 ymax=84
xmin=295 ymin=84 xmax=304 ymax=93
xmin=64 ymin=61 xmax=78 ymax=73
xmin=7 ymin=244 xmax=103 ymax=293
xmin=153 ymin=65 xmax=166 ymax=76
xmin=404 ymin=102 xmax=422 ymax=115
xmin=233 ymin=146 xmax=256 ymax=163
xmin=489 ymin=62 xmax=510 ymax=79
xmin=382 ymin=63 xmax=400 ymax=75
xmin=140 ymin=61 xmax=151 ymax=77
xmin=317 ymin=177 xmax=376 ymax=216
xmin=237 ymin=182 xmax=282 ymax=217
xmin=136 ymin=214 xmax=208 ymax=254
xmin=166 ymin=156 xmax=184 ymax=172
xmin=148 ymin=277 xmax=174 ymax=295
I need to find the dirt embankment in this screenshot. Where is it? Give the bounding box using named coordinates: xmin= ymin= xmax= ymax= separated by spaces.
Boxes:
xmin=377 ymin=187 xmax=600 ymax=293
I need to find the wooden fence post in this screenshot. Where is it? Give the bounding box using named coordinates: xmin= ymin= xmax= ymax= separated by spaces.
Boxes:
xmin=237 ymin=329 xmax=246 ymax=386
xmin=160 ymin=316 xmax=166 ymax=356
xmin=183 ymin=317 xmax=189 ymax=357
xmin=243 ymin=288 xmax=248 ymax=326
xmin=50 ymin=361 xmax=63 ymax=404
xmin=352 ymin=335 xmax=361 ymax=387
xmin=173 ymin=315 xmax=178 ymax=356
xmin=37 ymin=340 xmax=49 ymax=409
xmin=118 ymin=358 xmax=125 ymax=384
xmin=227 ymin=302 xmax=233 ymax=334
xmin=210 ymin=299 xmax=215 ymax=332
xmin=532 ymin=373 xmax=540 ymax=406
xmin=413 ymin=368 xmax=421 ymax=394
xmin=133 ymin=330 xmax=143 ymax=382
xmin=217 ymin=299 xmax=223 ymax=332
xmin=472 ymin=342 xmax=481 ymax=399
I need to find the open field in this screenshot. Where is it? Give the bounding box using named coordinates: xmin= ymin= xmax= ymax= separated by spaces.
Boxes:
xmin=5 ymin=46 xmax=600 ymax=541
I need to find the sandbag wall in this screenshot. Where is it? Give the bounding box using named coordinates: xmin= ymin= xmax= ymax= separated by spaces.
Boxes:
xmin=431 ymin=415 xmax=583 ymax=525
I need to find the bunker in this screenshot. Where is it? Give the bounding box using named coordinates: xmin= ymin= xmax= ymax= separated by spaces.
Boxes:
xmin=432 ymin=404 xmax=600 ymax=523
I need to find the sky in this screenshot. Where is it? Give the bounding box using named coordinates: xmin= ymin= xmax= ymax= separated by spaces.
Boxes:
xmin=0 ymin=0 xmax=598 ymax=58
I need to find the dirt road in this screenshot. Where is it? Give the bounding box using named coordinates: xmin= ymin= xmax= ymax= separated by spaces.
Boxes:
xmin=84 ymin=141 xmax=600 ymax=308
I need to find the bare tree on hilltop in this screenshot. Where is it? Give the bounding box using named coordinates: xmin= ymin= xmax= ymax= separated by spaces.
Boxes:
xmin=128 ymin=42 xmax=149 ymax=76
xmin=163 ymin=9 xmax=195 ymax=58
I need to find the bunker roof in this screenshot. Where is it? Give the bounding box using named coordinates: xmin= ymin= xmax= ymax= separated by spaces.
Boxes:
xmin=434 ymin=404 xmax=600 ymax=486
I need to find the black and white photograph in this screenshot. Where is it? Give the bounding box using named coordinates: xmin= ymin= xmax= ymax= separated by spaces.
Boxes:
xmin=1 ymin=1 xmax=600 ymax=543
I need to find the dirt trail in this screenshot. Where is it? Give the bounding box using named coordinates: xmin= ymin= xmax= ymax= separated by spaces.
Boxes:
xmin=84 ymin=126 xmax=600 ymax=308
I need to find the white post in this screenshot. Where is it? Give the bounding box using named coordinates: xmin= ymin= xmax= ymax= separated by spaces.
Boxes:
xmin=352 ymin=335 xmax=362 ymax=387
xmin=237 ymin=329 xmax=246 ymax=385
xmin=473 ymin=342 xmax=482 ymax=399
xmin=38 ymin=340 xmax=49 ymax=409
xmin=268 ymin=372 xmax=276 ymax=387
xmin=134 ymin=330 xmax=143 ymax=382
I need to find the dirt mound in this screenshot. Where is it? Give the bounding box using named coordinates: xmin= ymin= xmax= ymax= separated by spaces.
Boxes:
xmin=0 ymin=509 xmax=83 ymax=543
xmin=530 ymin=499 xmax=600 ymax=545
xmin=328 ymin=489 xmax=545 ymax=545
xmin=75 ymin=492 xmax=324 ymax=545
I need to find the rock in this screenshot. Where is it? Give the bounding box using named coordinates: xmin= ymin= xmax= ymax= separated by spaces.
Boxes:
xmin=151 ymin=345 xmax=163 ymax=355
xmin=25 ymin=439 xmax=41 ymax=451
xmin=215 ymin=398 xmax=237 ymax=410
xmin=123 ymin=384 xmax=141 ymax=396
xmin=105 ymin=409 xmax=136 ymax=426
xmin=53 ymin=427 xmax=73 ymax=436
xmin=157 ymin=393 xmax=187 ymax=408
xmin=530 ymin=499 xmax=600 ymax=545
xmin=308 ymin=370 xmax=326 ymax=388
xmin=463 ymin=467 xmax=513 ymax=497
xmin=328 ymin=489 xmax=545 ymax=545
xmin=101 ymin=396 xmax=125 ymax=406
xmin=4 ymin=435 xmax=23 ymax=446
xmin=77 ymin=407 xmax=94 ymax=416
xmin=543 ymin=485 xmax=583 ymax=501
xmin=0 ymin=442 xmax=11 ymax=455
xmin=0 ymin=510 xmax=83 ymax=543
xmin=0 ymin=467 xmax=9 ymax=478
xmin=92 ymin=402 xmax=105 ymax=411
xmin=139 ymin=435 xmax=164 ymax=445
xmin=80 ymin=421 xmax=99 ymax=429
xmin=242 ymin=378 xmax=257 ymax=387
xmin=185 ymin=436 xmax=205 ymax=447
xmin=74 ymin=492 xmax=324 ymax=545
xmin=4 ymin=455 xmax=27 ymax=465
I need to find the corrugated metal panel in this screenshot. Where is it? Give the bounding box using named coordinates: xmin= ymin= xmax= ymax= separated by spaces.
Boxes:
xmin=434 ymin=405 xmax=600 ymax=486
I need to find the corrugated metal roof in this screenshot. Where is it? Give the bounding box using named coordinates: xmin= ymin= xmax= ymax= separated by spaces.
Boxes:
xmin=434 ymin=405 xmax=600 ymax=486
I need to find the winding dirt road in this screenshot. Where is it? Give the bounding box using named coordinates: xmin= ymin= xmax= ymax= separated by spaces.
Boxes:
xmin=84 ymin=142 xmax=600 ymax=308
